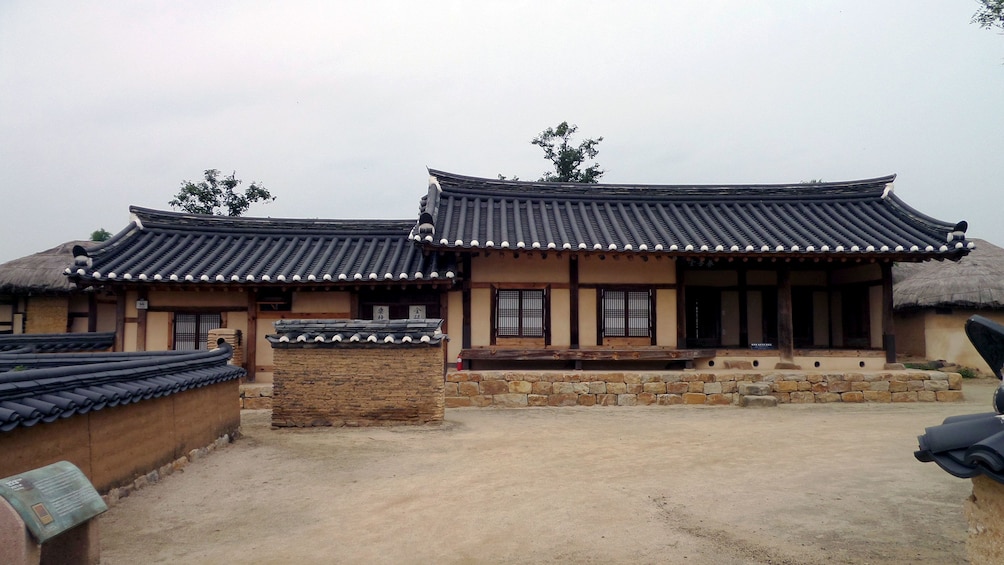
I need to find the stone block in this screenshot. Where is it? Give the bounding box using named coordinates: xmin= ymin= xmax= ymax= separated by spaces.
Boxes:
xmin=851 ymin=381 xmax=871 ymax=391
xmin=688 ymin=381 xmax=705 ymax=393
xmin=844 ymin=372 xmax=864 ymax=382
xmin=721 ymin=381 xmax=737 ymax=394
xmin=704 ymin=382 xmax=723 ymax=394
xmin=739 ymin=395 xmax=777 ymax=408
xmin=643 ymin=382 xmax=667 ymax=394
xmin=863 ymin=390 xmax=892 ymax=402
xmin=525 ymin=394 xmax=546 ymax=406
xmin=617 ymin=394 xmax=638 ymax=406
xmin=494 ymin=394 xmax=528 ymax=408
xmin=577 ymin=394 xmax=597 ymax=406
xmin=776 ymin=381 xmax=798 ymax=393
xmin=948 ymin=373 xmax=963 ymax=390
xmin=637 ymin=392 xmax=657 ymax=405
xmin=572 ymin=383 xmax=590 ymax=395
xmin=790 ymin=391 xmax=815 ymax=403
xmin=738 ymin=382 xmax=771 ymax=396
xmin=892 ymin=392 xmax=918 ymax=402
xmin=624 ymin=373 xmax=643 ymax=384
xmin=924 ymin=380 xmax=949 ymax=392
xmin=707 ymin=393 xmax=732 ymax=405
xmin=888 ymin=381 xmax=908 ymax=393
xmin=917 ymin=391 xmax=937 ymax=402
xmin=869 ymin=381 xmax=890 ymax=392
xmin=607 ymin=382 xmax=627 ymax=394
xmin=907 ymin=381 xmax=925 ymax=392
xmin=243 ymin=397 xmax=272 ymax=410
xmin=597 ymin=394 xmax=618 ymax=406
xmin=444 ymin=383 xmax=459 ymax=396
xmin=481 ymin=380 xmax=509 ymax=395
xmin=532 ymin=382 xmax=552 ymax=395
xmin=588 ymin=381 xmax=607 ymax=394
xmin=509 ymin=381 xmax=533 ymax=394
xmin=626 ymin=383 xmax=644 ymax=394
xmin=937 ymin=390 xmax=965 ymax=402
xmin=658 ymin=394 xmax=684 ymax=405
xmin=811 ymin=383 xmax=829 ymax=393
xmin=458 ymin=382 xmax=480 ymax=396
xmin=828 ymin=380 xmax=851 ymax=393
xmin=471 ymin=395 xmax=494 ymax=407
xmin=549 ymin=393 xmax=579 ymax=407
xmin=683 ymin=393 xmax=706 ymax=405
xmin=840 ymin=391 xmax=864 ymax=403
xmin=815 ymin=392 xmax=841 ymax=403
xmin=667 ymin=382 xmax=689 ymax=394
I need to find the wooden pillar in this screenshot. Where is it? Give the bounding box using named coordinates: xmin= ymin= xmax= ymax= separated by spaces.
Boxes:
xmin=569 ymin=256 xmax=579 ymax=349
xmin=87 ymin=294 xmax=97 ymax=333
xmin=461 ymin=256 xmax=472 ymax=369
xmin=676 ymin=260 xmax=686 ymax=348
xmin=114 ymin=291 xmax=125 ymax=352
xmin=246 ymin=288 xmax=257 ymax=382
xmin=135 ymin=288 xmax=148 ymax=351
xmin=881 ymin=262 xmax=897 ymax=365
xmin=776 ymin=268 xmax=799 ymax=369
xmin=738 ymin=268 xmax=749 ymax=348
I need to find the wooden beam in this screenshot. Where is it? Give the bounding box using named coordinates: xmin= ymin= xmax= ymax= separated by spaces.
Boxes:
xmin=569 ymin=256 xmax=579 ymax=349
xmin=676 ymin=261 xmax=686 ymax=348
xmin=114 ymin=291 xmax=125 ymax=352
xmin=738 ymin=267 xmax=748 ymax=348
xmin=87 ymin=294 xmax=97 ymax=333
xmin=460 ymin=347 xmax=716 ymax=362
xmin=135 ymin=289 xmax=148 ymax=352
xmin=881 ymin=262 xmax=896 ymax=364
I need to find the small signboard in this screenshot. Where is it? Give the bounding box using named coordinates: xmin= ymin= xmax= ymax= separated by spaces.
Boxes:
xmin=0 ymin=461 xmax=107 ymax=543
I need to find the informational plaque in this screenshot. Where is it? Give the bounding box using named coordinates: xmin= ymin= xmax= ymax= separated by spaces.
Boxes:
xmin=0 ymin=461 xmax=107 ymax=543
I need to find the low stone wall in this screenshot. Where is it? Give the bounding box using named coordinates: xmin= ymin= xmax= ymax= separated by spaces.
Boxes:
xmin=967 ymin=475 xmax=1004 ymax=564
xmin=445 ymin=369 xmax=964 ymax=407
xmin=240 ymin=383 xmax=273 ymax=409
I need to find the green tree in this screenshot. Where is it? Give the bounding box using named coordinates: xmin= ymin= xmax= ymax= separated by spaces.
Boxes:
xmin=90 ymin=228 xmax=112 ymax=242
xmin=532 ymin=122 xmax=604 ymax=183
xmin=973 ymin=0 xmax=1004 ymax=30
xmin=169 ymin=169 xmax=275 ymax=216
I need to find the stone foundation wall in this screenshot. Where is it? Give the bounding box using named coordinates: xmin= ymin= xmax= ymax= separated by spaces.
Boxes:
xmin=967 ymin=475 xmax=1004 ymax=564
xmin=445 ymin=369 xmax=964 ymax=407
xmin=271 ymin=345 xmax=444 ymax=427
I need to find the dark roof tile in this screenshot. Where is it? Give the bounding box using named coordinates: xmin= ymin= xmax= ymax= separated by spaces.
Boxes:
xmin=267 ymin=318 xmax=446 ymax=348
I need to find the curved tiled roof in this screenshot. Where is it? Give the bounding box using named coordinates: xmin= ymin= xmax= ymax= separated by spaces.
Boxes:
xmin=66 ymin=207 xmax=457 ymax=286
xmin=0 ymin=343 xmax=244 ymax=432
xmin=267 ymin=319 xmax=446 ymax=348
xmin=414 ymin=170 xmax=971 ymax=260
xmin=0 ymin=332 xmax=116 ymax=353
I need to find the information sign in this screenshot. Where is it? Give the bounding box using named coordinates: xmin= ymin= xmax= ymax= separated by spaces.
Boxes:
xmin=0 ymin=461 xmax=107 ymax=543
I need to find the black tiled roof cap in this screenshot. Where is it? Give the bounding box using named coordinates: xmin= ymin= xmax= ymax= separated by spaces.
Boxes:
xmin=0 ymin=343 xmax=244 ymax=432
xmin=267 ymin=318 xmax=446 ymax=348
xmin=0 ymin=332 xmax=116 ymax=353
xmin=415 ymin=169 xmax=970 ymax=260
xmin=66 ymin=207 xmax=456 ymax=286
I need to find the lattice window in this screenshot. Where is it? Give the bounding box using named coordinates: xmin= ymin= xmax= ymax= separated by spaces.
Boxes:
xmin=173 ymin=313 xmax=222 ymax=350
xmin=496 ymin=289 xmax=545 ymax=338
xmin=601 ymin=289 xmax=651 ymax=338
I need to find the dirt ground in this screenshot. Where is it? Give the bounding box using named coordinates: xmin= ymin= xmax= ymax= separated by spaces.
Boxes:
xmin=99 ymin=380 xmax=1000 ymax=565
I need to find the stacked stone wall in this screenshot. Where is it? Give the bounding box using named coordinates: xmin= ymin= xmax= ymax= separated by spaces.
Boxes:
xmin=24 ymin=296 xmax=68 ymax=334
xmin=272 ymin=345 xmax=444 ymax=427
xmin=445 ymin=369 xmax=964 ymax=407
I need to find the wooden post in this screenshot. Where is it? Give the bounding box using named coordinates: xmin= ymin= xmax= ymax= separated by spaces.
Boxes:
xmin=738 ymin=267 xmax=749 ymax=348
xmin=462 ymin=256 xmax=472 ymax=355
xmin=569 ymin=256 xmax=579 ymax=349
xmin=776 ymin=268 xmax=799 ymax=369
xmin=87 ymin=294 xmax=97 ymax=333
xmin=246 ymin=289 xmax=257 ymax=382
xmin=676 ymin=261 xmax=686 ymax=348
xmin=135 ymin=289 xmax=148 ymax=351
xmin=114 ymin=291 xmax=125 ymax=352
xmin=881 ymin=262 xmax=898 ymax=366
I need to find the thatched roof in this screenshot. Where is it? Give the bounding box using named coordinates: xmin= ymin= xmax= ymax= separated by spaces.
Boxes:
xmin=894 ymin=239 xmax=1004 ymax=310
xmin=0 ymin=241 xmax=92 ymax=294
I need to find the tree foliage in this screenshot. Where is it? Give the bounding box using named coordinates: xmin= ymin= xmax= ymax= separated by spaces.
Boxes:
xmin=169 ymin=169 xmax=275 ymax=216
xmin=973 ymin=0 xmax=1004 ymax=31
xmin=532 ymin=121 xmax=604 ymax=183
xmin=90 ymin=228 xmax=112 ymax=242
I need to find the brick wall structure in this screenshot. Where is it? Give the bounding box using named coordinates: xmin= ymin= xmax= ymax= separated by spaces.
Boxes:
xmin=446 ymin=369 xmax=964 ymax=407
xmin=268 ymin=319 xmax=446 ymax=427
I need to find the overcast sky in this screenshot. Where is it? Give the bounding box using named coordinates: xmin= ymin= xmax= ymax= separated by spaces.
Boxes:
xmin=1 ymin=1 xmax=1002 ymax=263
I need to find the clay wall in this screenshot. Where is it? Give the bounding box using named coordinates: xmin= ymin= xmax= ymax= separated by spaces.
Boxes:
xmin=24 ymin=296 xmax=68 ymax=334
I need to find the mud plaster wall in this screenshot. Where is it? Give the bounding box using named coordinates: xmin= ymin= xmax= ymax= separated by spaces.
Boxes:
xmin=271 ymin=345 xmax=445 ymax=427
xmin=24 ymin=296 xmax=68 ymax=334
xmin=0 ymin=381 xmax=239 ymax=492
xmin=967 ymin=475 xmax=1004 ymax=564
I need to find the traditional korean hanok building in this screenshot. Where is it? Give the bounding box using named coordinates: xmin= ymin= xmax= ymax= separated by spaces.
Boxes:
xmin=66 ymin=169 xmax=970 ymax=378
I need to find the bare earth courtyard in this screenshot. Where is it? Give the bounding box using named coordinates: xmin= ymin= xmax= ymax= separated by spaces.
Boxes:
xmin=99 ymin=380 xmax=999 ymax=565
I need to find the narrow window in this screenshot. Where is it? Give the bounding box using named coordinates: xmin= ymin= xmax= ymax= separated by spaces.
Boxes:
xmin=601 ymin=289 xmax=651 ymax=337
xmin=173 ymin=313 xmax=222 ymax=350
xmin=496 ymin=289 xmax=545 ymax=338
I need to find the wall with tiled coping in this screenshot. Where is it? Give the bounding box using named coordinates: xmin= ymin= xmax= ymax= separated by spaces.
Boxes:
xmin=444 ymin=369 xmax=964 ymax=407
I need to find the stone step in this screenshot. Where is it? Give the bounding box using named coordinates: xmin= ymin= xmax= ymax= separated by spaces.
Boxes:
xmin=738 ymin=382 xmax=772 ymax=396
xmin=739 ymin=395 xmax=778 ymax=408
